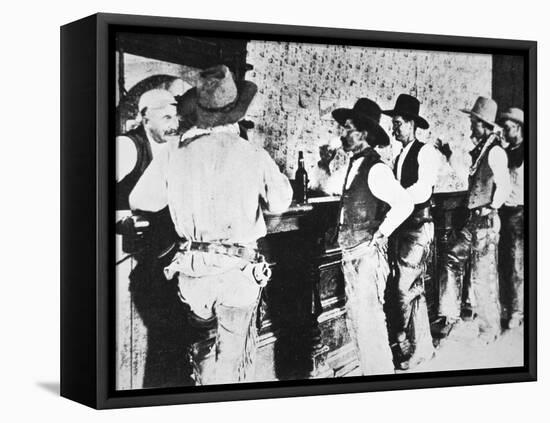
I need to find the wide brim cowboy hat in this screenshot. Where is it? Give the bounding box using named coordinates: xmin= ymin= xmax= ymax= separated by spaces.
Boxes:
xmin=332 ymin=98 xmax=390 ymax=146
xmin=460 ymin=96 xmax=498 ymax=128
xmin=382 ymin=93 xmax=430 ymax=129
xmin=177 ymin=65 xmax=257 ymax=129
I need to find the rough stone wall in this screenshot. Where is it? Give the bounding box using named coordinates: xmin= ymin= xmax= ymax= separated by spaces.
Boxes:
xmin=245 ymin=41 xmax=492 ymax=192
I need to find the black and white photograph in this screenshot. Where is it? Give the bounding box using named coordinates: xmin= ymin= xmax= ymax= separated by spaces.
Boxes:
xmin=114 ymin=28 xmax=528 ymax=390
xmin=4 ymin=0 xmax=548 ymax=419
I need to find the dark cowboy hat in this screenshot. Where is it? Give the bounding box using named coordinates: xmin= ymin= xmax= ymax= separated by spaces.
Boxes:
xmin=332 ymin=98 xmax=390 ymax=146
xmin=382 ymin=93 xmax=430 ymax=129
xmin=177 ymin=65 xmax=257 ymax=129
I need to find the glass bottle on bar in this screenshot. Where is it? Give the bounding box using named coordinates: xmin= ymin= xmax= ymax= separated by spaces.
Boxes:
xmin=294 ymin=150 xmax=309 ymax=204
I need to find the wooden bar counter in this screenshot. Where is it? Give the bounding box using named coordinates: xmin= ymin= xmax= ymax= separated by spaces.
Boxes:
xmin=115 ymin=192 xmax=469 ymax=388
xmin=256 ymin=196 xmax=350 ymax=381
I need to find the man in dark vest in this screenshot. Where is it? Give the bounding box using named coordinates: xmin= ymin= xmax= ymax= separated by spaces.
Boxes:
xmin=332 ymin=98 xmax=414 ymax=375
xmin=382 ymin=94 xmax=439 ymax=369
xmin=498 ymin=107 xmax=525 ymax=330
xmin=116 ymin=89 xmax=192 ymax=388
xmin=438 ymin=97 xmax=510 ymax=343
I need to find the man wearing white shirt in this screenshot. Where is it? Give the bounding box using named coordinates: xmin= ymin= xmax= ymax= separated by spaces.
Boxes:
xmin=498 ymin=107 xmax=525 ymax=329
xmin=164 ymin=66 xmax=292 ymax=385
xmin=382 ymin=94 xmax=439 ymax=369
xmin=116 ymin=89 xmax=181 ymax=257
xmin=438 ymin=97 xmax=511 ymax=343
xmin=332 ymin=98 xmax=414 ymax=375
xmin=116 ymin=89 xmax=191 ymax=388
xmin=116 ymin=88 xmax=181 ymax=260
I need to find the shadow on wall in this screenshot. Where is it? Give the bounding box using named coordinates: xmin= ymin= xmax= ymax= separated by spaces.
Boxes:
xmin=36 ymin=381 xmax=59 ymax=396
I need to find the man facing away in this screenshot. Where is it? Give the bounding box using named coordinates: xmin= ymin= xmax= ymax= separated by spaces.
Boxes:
xmin=164 ymin=65 xmax=293 ymax=385
xmin=498 ymin=107 xmax=525 ymax=329
xmin=332 ymin=98 xmax=414 ymax=375
xmin=382 ymin=94 xmax=440 ymax=369
xmin=437 ymin=97 xmax=511 ymax=343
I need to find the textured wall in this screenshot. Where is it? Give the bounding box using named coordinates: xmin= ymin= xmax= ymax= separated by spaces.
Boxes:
xmin=245 ymin=41 xmax=492 ymax=192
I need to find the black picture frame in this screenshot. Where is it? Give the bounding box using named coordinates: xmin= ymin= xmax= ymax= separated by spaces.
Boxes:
xmin=60 ymin=12 xmax=537 ymax=409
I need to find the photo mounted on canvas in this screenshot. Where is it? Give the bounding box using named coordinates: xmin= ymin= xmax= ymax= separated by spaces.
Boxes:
xmin=60 ymin=13 xmax=536 ymax=408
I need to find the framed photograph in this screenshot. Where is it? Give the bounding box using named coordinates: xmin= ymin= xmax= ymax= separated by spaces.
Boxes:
xmin=60 ymin=13 xmax=536 ymax=409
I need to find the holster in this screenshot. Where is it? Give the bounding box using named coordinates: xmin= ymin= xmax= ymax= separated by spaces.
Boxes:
xmin=467 ymin=206 xmax=497 ymax=230
xmin=401 ymin=205 xmax=433 ymax=230
xmin=119 ymin=207 xmax=178 ymax=259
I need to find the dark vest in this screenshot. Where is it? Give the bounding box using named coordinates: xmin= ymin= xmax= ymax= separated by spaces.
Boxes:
xmin=116 ymin=125 xmax=153 ymax=211
xmin=338 ymin=148 xmax=388 ymax=249
xmin=468 ymin=136 xmax=500 ymax=209
xmin=394 ymin=139 xmax=432 ymax=210
xmin=116 ymin=126 xmax=177 ymax=258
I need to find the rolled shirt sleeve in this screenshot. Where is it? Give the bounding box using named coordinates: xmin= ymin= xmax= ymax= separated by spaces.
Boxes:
xmin=116 ymin=136 xmax=138 ymax=182
xmin=488 ymin=145 xmax=511 ymax=209
xmin=368 ymin=163 xmax=414 ymax=237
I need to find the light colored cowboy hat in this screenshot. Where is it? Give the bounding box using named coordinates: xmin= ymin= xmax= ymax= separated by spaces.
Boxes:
xmin=498 ymin=107 xmax=524 ymax=126
xmin=382 ymin=93 xmax=430 ymax=129
xmin=177 ymin=65 xmax=257 ymax=129
xmin=460 ymin=96 xmax=498 ymax=128
xmin=332 ymin=98 xmax=390 ymax=146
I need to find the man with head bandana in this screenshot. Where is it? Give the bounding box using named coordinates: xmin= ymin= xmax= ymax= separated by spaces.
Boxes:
xmin=116 ymin=89 xmax=191 ymax=388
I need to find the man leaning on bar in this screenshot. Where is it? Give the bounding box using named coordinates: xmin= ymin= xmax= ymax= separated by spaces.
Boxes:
xmin=332 ymin=98 xmax=414 ymax=375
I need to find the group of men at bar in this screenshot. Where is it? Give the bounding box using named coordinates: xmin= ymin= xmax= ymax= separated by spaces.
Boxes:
xmin=116 ymin=64 xmax=525 ymax=385
xmin=332 ymin=94 xmax=525 ymax=375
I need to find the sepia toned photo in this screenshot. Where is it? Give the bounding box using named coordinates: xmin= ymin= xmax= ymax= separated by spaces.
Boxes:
xmin=113 ymin=29 xmax=527 ymax=391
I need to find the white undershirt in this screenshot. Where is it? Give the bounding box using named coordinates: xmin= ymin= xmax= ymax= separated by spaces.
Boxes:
xmin=115 ymin=130 xmax=170 ymax=212
xmin=396 ymin=141 xmax=440 ymax=204
xmin=396 ymin=141 xmax=415 ymax=182
xmin=505 ymin=159 xmax=524 ymax=207
xmin=487 ymin=145 xmax=511 ymax=209
xmin=116 ymin=136 xmax=138 ymax=183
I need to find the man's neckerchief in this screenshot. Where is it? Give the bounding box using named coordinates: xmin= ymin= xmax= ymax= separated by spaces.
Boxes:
xmin=469 ymin=133 xmax=500 ymax=176
xmin=470 ymin=138 xmax=486 ymax=164
xmin=178 ymin=123 xmax=241 ymax=148
xmin=507 ymin=142 xmax=524 ymax=169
